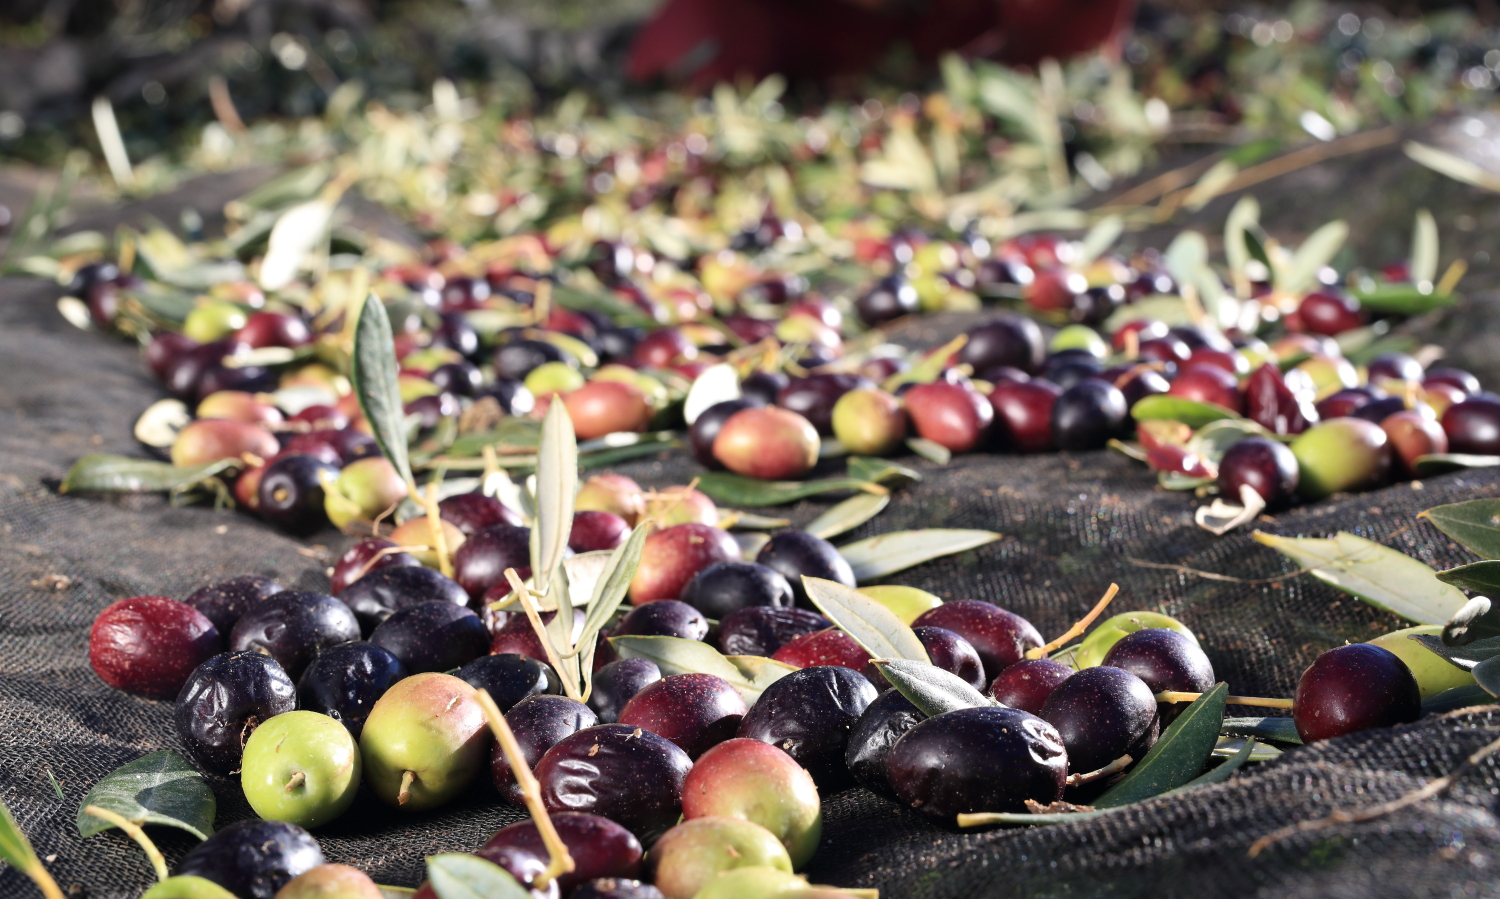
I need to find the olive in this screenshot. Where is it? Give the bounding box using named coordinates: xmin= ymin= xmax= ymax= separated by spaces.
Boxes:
xmin=854 ymin=275 xmax=919 ymax=325
xmin=844 ymin=689 xmax=925 ymax=797
xmin=296 ymin=642 xmax=407 ymax=738
xmin=1039 ymin=666 xmax=1158 ymax=774
xmin=185 ymin=575 xmax=285 ymax=635
xmin=337 ymin=565 xmax=471 ymax=635
xmin=458 ymin=654 xmax=560 ymax=712
xmin=619 ymin=673 xmax=747 ymax=759
xmin=689 ymin=400 xmax=758 ymax=468
xmin=615 ymin=600 xmax=709 ymax=641
xmin=756 ymin=531 xmax=855 ymax=606
xmin=241 ymin=710 xmax=361 ymax=828
xmin=1442 ymin=398 xmax=1500 ymax=455
xmin=1289 ymin=418 xmax=1391 ymax=499
xmin=535 ymin=724 xmax=693 ymax=843
xmin=1293 ymin=643 xmax=1421 ymax=742
xmin=989 ymin=380 xmax=1061 ymax=453
xmin=987 ymin=658 xmax=1073 ymax=715
xmin=958 ymin=316 xmax=1046 ymax=374
xmin=370 ymin=601 xmax=489 ymax=673
xmin=589 ymin=658 xmax=663 ymax=723
xmin=329 ymin=540 xmax=419 ymax=597
xmin=258 ymin=455 xmax=340 ymax=533
xmin=1217 ymin=435 xmax=1299 ymax=509
xmin=911 ymin=601 xmax=1043 ymax=684
xmin=178 ymin=820 xmax=324 ymax=899
xmin=736 ymin=665 xmax=877 ymax=790
xmin=1050 ymin=380 xmax=1128 ymax=451
xmin=175 ymin=651 xmax=297 ymax=774
xmin=230 ymin=591 xmax=360 ymax=681
xmin=717 ymin=607 xmax=830 ymax=657
xmin=491 ymin=695 xmax=598 ymax=804
xmin=680 ymin=562 xmax=794 ymax=619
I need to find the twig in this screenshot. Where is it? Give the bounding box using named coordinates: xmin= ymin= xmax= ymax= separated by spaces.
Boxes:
xmin=82 ymin=806 xmax=168 ymax=882
xmin=207 ymin=76 xmax=246 ymax=135
xmin=1066 ymin=754 xmax=1132 ymax=787
xmin=1097 ymin=155 xmax=1223 ymax=209
xmin=1248 ymin=732 xmax=1500 ymax=857
xmin=505 ymin=569 xmax=581 ymax=701
xmin=1157 ymin=691 xmax=1294 ymax=709
xmin=474 ymin=689 xmax=576 ymax=887
xmin=1028 ymin=583 xmax=1119 ymax=659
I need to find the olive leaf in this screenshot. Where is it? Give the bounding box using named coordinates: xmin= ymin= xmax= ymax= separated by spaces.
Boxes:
xmin=77 ymin=751 xmax=216 ymax=841
xmin=1435 ymin=561 xmax=1500 ymax=595
xmin=1093 ymin=683 xmax=1227 ymax=809
xmin=544 ymin=564 xmax=578 ymax=699
xmin=1411 ymin=209 xmax=1439 ymax=286
xmin=1408 ymin=634 xmax=1500 ymax=671
xmin=1473 ymin=655 xmax=1500 ymax=698
xmin=870 ymin=658 xmax=992 ymax=717
xmin=837 ymin=529 xmax=1001 ymax=582
xmin=802 ymin=576 xmax=930 ymax=664
xmin=1277 ymin=220 xmax=1347 ymax=296
xmin=60 ymin=455 xmax=239 ymax=495
xmin=845 ymin=457 xmax=921 ymax=489
xmin=426 ymin=853 xmax=531 ymax=899
xmin=1252 ymin=531 xmax=1469 ymax=626
xmin=1412 ymin=454 xmax=1500 ymax=477
xmin=1131 ymin=395 xmax=1241 ymax=429
xmin=352 ymin=295 xmax=413 ymax=486
xmin=530 ymin=399 xmax=577 ymax=591
xmin=1403 ymin=140 xmax=1500 ymax=193
xmin=259 ymin=198 xmax=335 ymax=292
xmin=1422 ymin=683 xmax=1495 ymax=714
xmin=610 ymin=636 xmax=777 ymax=704
xmin=805 ymin=492 xmax=890 ymax=541
xmin=1224 ymin=195 xmax=1260 ymax=297
xmin=1077 ymin=214 xmax=1123 ymax=267
xmin=694 ymin=472 xmax=880 ymax=507
xmin=1420 ymin=500 xmax=1500 ymax=559
xmin=576 ymin=524 xmax=650 ymax=680
xmin=905 ymin=438 xmax=951 ymax=465
xmin=725 ymin=655 xmax=799 ymax=695
xmin=1221 ymin=716 xmax=1302 ymax=745
xmin=1199 ymin=736 xmax=1264 ymax=774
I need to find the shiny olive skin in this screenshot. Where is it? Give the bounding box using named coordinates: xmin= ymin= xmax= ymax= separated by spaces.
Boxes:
xmin=1293 ymin=643 xmax=1421 ymax=742
xmin=185 ymin=575 xmax=284 ymax=634
xmin=178 ymin=819 xmax=324 ymax=899
xmin=438 ymin=493 xmax=524 ymax=536
xmin=89 ymin=596 xmax=220 ymax=700
xmin=176 ymin=652 xmax=298 ymax=775
xmin=1101 ymin=627 xmax=1215 ymax=701
xmin=337 ymin=565 xmax=471 ymax=635
xmin=330 ymin=539 xmax=419 ymax=596
xmin=482 ymin=812 xmax=642 ymax=894
xmin=988 ymin=659 xmax=1074 ymax=715
xmin=911 ymin=601 xmax=1043 ymax=685
xmin=458 ymin=654 xmax=561 ymax=712
xmin=1442 ymin=399 xmax=1500 ymax=455
xmin=717 ymin=607 xmax=831 ymax=657
xmin=680 ymin=561 xmax=794 ymax=620
xmin=1217 ymin=435 xmax=1300 ymax=509
xmin=619 ymin=673 xmax=747 ymax=759
xmin=492 ymin=695 xmax=598 ymax=804
xmin=886 ymin=707 xmax=1067 ymax=821
xmin=736 ymin=665 xmax=877 ymax=790
xmin=1050 ymin=380 xmax=1129 ymax=451
xmin=959 ymin=315 xmax=1046 ymax=374
xmin=615 ymin=600 xmax=709 ymax=641
xmin=453 ymin=525 xmax=533 ymax=601
xmin=844 ymin=689 xmax=925 ymax=797
xmin=230 ymin=591 xmax=359 ymax=681
xmin=370 ymin=601 xmax=489 ymax=673
xmin=258 ymin=455 xmax=340 ymax=533
xmin=756 ymin=531 xmax=856 ymax=606
xmin=589 ymin=658 xmax=663 ymax=723
xmin=535 ymin=724 xmax=693 ymax=843
xmin=1039 ymin=666 xmax=1159 ymax=775
xmin=296 ymin=642 xmax=407 ymax=738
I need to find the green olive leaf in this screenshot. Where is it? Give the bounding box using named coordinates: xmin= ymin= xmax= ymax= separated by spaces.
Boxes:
xmin=1412 ymin=454 xmax=1500 ymax=477
xmin=1348 ymin=281 xmax=1455 ymax=315
xmin=0 ymin=794 xmax=53 ymax=894
xmin=1410 ymin=208 xmax=1439 ymax=286
xmin=1277 ymin=219 xmax=1347 ymax=296
xmin=426 ymin=853 xmax=532 ymax=899
xmin=1130 ymin=395 xmax=1241 ymax=429
xmin=531 ymin=399 xmax=578 ymax=590
xmin=905 ymin=437 xmax=952 ymax=465
xmin=1221 ymin=716 xmax=1303 ymax=745
xmin=352 ymin=295 xmax=413 ymax=486
xmin=577 ymin=524 xmax=651 ymax=682
xmin=610 ymin=635 xmax=773 ymax=704
xmin=60 ymin=455 xmax=238 ymax=495
xmin=802 ymin=576 xmax=930 ymax=664
xmin=694 ymin=472 xmax=879 ymax=507
xmin=77 ymin=751 xmax=216 ymax=840
xmin=1200 ymin=736 xmax=1265 ymax=772
xmin=1252 ymin=531 xmax=1469 ymax=626
xmin=1471 ymin=655 xmax=1500 ymax=698
xmin=724 ymin=655 xmax=799 ymax=695
xmin=837 ymin=529 xmax=1001 ymax=582
xmin=805 ymin=492 xmax=890 ymax=541
xmin=1422 ymin=683 xmax=1496 ymax=714
xmin=1421 ymin=500 xmax=1500 ymax=559
xmin=1093 ymin=683 xmax=1227 ymax=809
xmin=845 ymin=457 xmax=922 ymax=489
xmin=871 ymin=658 xmax=993 ymax=717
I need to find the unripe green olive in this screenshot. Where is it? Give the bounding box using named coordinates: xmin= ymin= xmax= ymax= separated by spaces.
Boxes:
xmin=241 ymin=711 xmax=361 ymax=828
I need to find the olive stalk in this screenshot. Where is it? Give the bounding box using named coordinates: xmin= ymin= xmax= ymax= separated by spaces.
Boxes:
xmin=473 ymin=688 xmax=576 ymax=887
xmin=1065 ymin=754 xmax=1133 ymax=787
xmin=1156 ymin=691 xmax=1294 ymax=709
xmin=418 ymin=482 xmax=453 ymax=579
xmin=81 ymin=805 xmax=168 ymax=883
xmin=1027 ymin=583 xmax=1119 ymax=660
xmin=505 ymin=568 xmax=582 ymax=701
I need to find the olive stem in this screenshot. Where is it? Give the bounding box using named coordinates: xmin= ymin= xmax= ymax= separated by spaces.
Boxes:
xmin=1249 ymin=731 xmax=1500 ymax=857
xmin=506 ymin=568 xmax=583 ymax=701
xmin=532 ymin=279 xmax=552 ymax=328
xmin=355 ymin=543 xmax=420 ymax=583
xmin=473 ymin=688 xmax=576 ymax=887
xmin=83 ymin=805 xmax=168 ymax=883
xmin=419 ymin=482 xmax=454 ymax=579
xmin=284 ymin=771 xmax=306 ymax=792
xmin=1436 ymin=258 xmax=1467 ymax=296
xmin=397 ymin=770 xmax=415 ymax=805
xmin=1065 ymin=754 xmax=1133 ymax=787
xmin=1156 ymin=691 xmax=1294 ymax=709
xmin=1028 ymin=583 xmax=1119 ymax=660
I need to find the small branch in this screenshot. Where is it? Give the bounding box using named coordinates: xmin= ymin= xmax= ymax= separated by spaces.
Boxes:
xmin=83 ymin=806 xmax=168 ymax=883
xmin=1157 ymin=691 xmax=1294 ymax=709
xmin=1248 ymin=733 xmax=1500 ymax=858
xmin=420 ymin=483 xmax=453 ymax=579
xmin=1029 ymin=583 xmax=1119 ymax=659
xmin=475 ymin=689 xmax=576 ymax=887
xmin=207 ymin=76 xmax=247 ymax=135
xmin=1066 ymin=754 xmax=1132 ymax=787
xmin=506 ymin=569 xmax=581 ymax=701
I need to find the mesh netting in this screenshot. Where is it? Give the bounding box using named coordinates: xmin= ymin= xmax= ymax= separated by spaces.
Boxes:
xmin=3 ymin=167 xmax=1500 ymax=898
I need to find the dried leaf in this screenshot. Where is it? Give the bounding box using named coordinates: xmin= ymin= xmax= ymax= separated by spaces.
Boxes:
xmin=1404 ymin=141 xmax=1500 ymax=193
xmin=838 ymin=529 xmax=1001 ymax=582
xmin=259 ymin=199 xmax=335 ymax=292
xmin=1411 ymin=209 xmax=1439 ymax=287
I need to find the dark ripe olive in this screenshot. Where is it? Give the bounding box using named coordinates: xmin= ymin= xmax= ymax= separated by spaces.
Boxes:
xmin=484 ymin=812 xmax=642 ymax=894
xmin=494 ymin=339 xmax=569 ymax=380
xmin=739 ymin=371 xmax=790 ymax=407
xmin=1442 ymin=399 xmax=1500 ymax=455
xmin=1111 ymin=319 xmax=1167 ymax=352
xmin=1297 ymin=289 xmax=1365 ymax=336
xmin=1184 ymin=348 xmax=1248 ymax=377
xmin=86 ymin=280 xmax=120 ymax=327
xmin=615 ymin=600 xmax=709 ymax=641
xmin=735 ymin=665 xmax=877 ymax=790
xmin=89 ymin=596 xmax=221 ymax=700
xmin=185 ymin=574 xmax=283 ymax=634
xmin=1293 ymin=643 xmax=1421 ymax=743
xmin=1216 ymin=435 xmax=1299 ymax=509
xmin=1168 ymin=364 xmax=1243 ymax=413
xmin=338 ymin=565 xmax=471 ymax=634
xmin=68 ymin=260 xmax=121 ymax=297
xmin=147 ymin=331 xmax=202 ymax=380
xmin=1367 ymin=352 xmax=1424 ymax=383
xmin=1071 ymin=284 xmax=1124 ymax=324
xmin=688 ymin=399 xmax=757 ymax=468
xmin=589 ymin=658 xmax=663 ymax=723
xmin=1425 ymin=367 xmax=1481 ymax=397
xmin=633 ymin=329 xmax=696 ymax=368
xmin=371 ymin=601 xmax=489 ymax=673
xmin=405 ymin=393 xmax=460 ymax=431
xmin=1244 ymin=363 xmax=1318 ymax=436
xmin=439 ymin=492 xmax=524 ymax=536
xmin=1050 ymin=380 xmax=1128 ymax=451
xmin=722 ymin=314 xmax=777 ymax=344
xmin=492 ymin=695 xmax=598 ymax=804
xmin=1111 ymin=366 xmax=1171 ymax=408
xmin=571 ymin=511 xmax=630 ymax=553
xmin=854 ymin=274 xmax=919 ymax=325
xmin=489 ymin=608 xmax=583 ymax=662
xmin=163 ymin=344 xmax=217 ymax=400
xmin=475 ymin=378 xmax=536 ymax=417
xmin=958 ymin=315 xmax=1046 ymax=375
xmin=1040 ymin=355 xmax=1103 ymax=391
xmin=1101 ymin=628 xmax=1214 ymax=697
xmin=619 ymin=673 xmax=747 ymax=759
xmin=717 ymin=607 xmax=830 ymax=657
xmin=432 ymin=312 xmax=480 ymax=358
xmin=1167 ymin=325 xmax=1231 ymax=352
xmin=277 ymin=433 xmax=343 ymax=468
xmin=439 ymin=276 xmax=491 ymax=311
xmin=1384 ymin=409 xmax=1449 ymax=477
xmin=258 ymin=455 xmax=340 ymax=533
xmin=979 ymin=365 xmax=1030 ymax=385
xmin=175 ymin=650 xmax=297 ymax=774
xmin=196 ymin=361 xmax=277 ymax=400
xmin=1039 ymin=666 xmax=1159 ymax=774
xmin=911 ymin=626 xmax=986 ymax=691
xmin=988 ymin=659 xmax=1074 ymax=715
xmin=430 ymin=361 xmax=482 ymax=397
xmin=756 ymin=531 xmax=855 ymax=606
xmin=177 ymin=819 xmax=324 ymax=899
xmin=230 ymin=590 xmax=360 ymax=680
xmin=1136 ymin=335 xmax=1192 ymax=366
xmin=234 ymin=311 xmax=311 ymax=349
xmin=989 ymin=379 xmax=1061 ymax=453
xmin=775 ymin=628 xmax=871 ymax=671
xmin=453 ymin=525 xmax=533 ymax=600
xmin=912 ymin=601 xmax=1044 ymax=684
xmin=571 ymin=879 xmax=663 ymax=899
xmin=886 ymin=707 xmax=1067 ymax=821
xmin=844 ymin=689 xmax=925 ymax=797
xmin=330 ymin=539 xmax=420 ymax=596
xmin=679 ymin=561 xmax=794 ymax=619
xmin=1315 ymin=386 xmax=1383 ymax=420
xmin=1348 ymin=396 xmax=1407 ymax=425
xmin=596 ymin=327 xmax=644 ymax=363
xmin=535 ymin=724 xmax=693 ymax=843
xmin=458 ymin=653 xmax=560 ymax=712
xmin=325 ymin=429 xmax=381 ymax=464
xmin=776 ymin=373 xmax=873 ymax=436
xmin=974 ymin=256 xmax=1035 ymax=291
xmin=297 ymin=641 xmax=407 ymax=738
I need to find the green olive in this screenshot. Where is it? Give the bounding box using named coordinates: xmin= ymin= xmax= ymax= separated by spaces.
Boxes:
xmin=691 ymin=866 xmax=807 ymax=899
xmin=1289 ymin=418 xmax=1391 ymax=499
xmin=1367 ymin=625 xmax=1476 ymax=698
xmin=241 ymin=711 xmax=361 ymax=829
xmin=1074 ymin=611 xmax=1197 ymax=669
xmin=856 ymin=585 xmax=944 ymax=624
